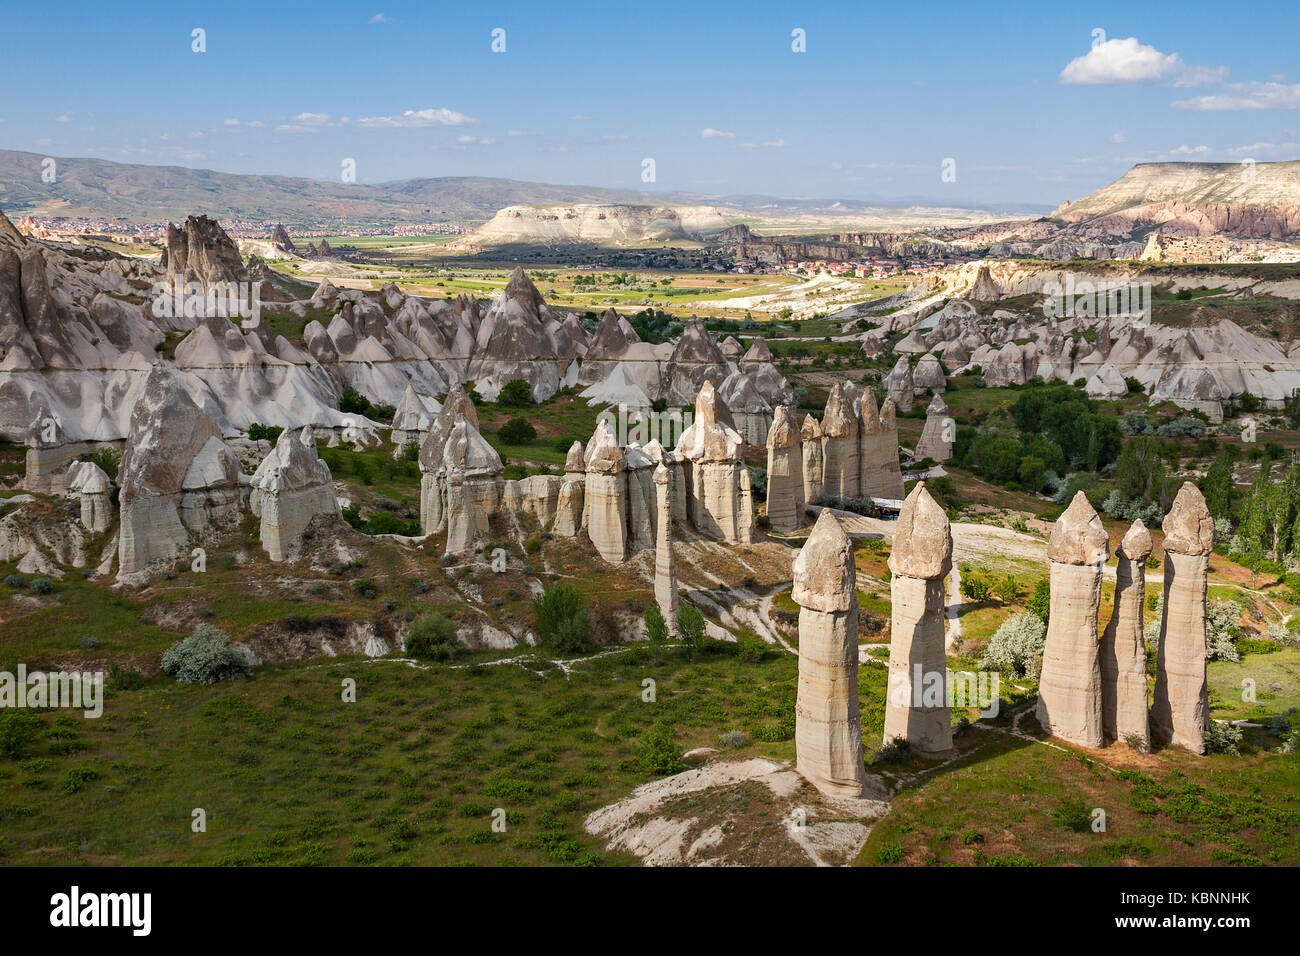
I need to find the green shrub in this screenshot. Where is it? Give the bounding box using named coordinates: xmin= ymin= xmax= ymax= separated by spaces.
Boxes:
xmin=1052 ymin=797 xmax=1092 ymax=833
xmin=981 ymin=612 xmax=1047 ymax=680
xmin=160 ymin=624 xmax=250 ymax=684
xmin=638 ymin=722 xmax=681 ymax=776
xmin=3 ymin=574 xmax=23 ymax=589
xmin=497 ymin=379 xmax=534 ymax=406
xmin=1205 ymin=721 xmax=1244 ymax=756
xmin=676 ymin=605 xmax=705 ymax=660
xmin=876 ymin=841 xmax=905 ymax=864
xmin=499 ymin=417 xmax=537 ymax=445
xmin=405 ymin=613 xmax=460 ymax=662
xmin=0 ymin=711 xmax=43 ymax=760
xmin=29 ymin=577 xmax=54 ymax=595
xmin=533 ymin=584 xmax=590 ymax=653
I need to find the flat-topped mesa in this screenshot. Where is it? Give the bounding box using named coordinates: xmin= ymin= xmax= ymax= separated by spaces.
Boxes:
xmin=117 ymin=365 xmax=245 ymax=583
xmin=801 ymin=414 xmax=824 ymax=507
xmin=441 ymin=417 xmax=504 ymax=555
xmin=1036 ymin=491 xmax=1110 ymax=747
xmin=585 ymin=419 xmax=629 ymax=563
xmin=552 ymin=440 xmax=586 ymax=537
xmin=884 ymin=483 xmax=955 ymax=753
xmin=765 ymin=404 xmax=804 ymax=533
xmin=1101 ymin=520 xmax=1154 ymax=748
xmin=821 ymin=381 xmax=861 ymax=499
xmin=1152 ymin=482 xmax=1214 ymax=754
xmin=653 ymin=462 xmax=679 ymax=633
xmin=914 ymin=393 xmax=953 ymax=463
xmin=793 ymin=509 xmax=869 ymax=798
xmin=250 ymin=426 xmax=339 ymax=562
xmin=418 ymin=382 xmax=479 ymax=534
xmin=674 ymin=381 xmax=755 ymax=544
xmin=858 ymin=389 xmax=905 ymax=501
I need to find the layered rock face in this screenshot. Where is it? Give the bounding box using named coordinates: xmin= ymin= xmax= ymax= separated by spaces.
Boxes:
xmin=389 ymin=384 xmax=438 ymax=453
xmin=793 ymin=509 xmax=869 ymax=798
xmin=1101 ymin=520 xmax=1153 ymax=748
xmin=1035 ymin=492 xmax=1110 ymax=747
xmin=117 ymin=366 xmax=245 ymax=583
xmin=674 ymin=381 xmax=756 ymax=544
xmin=1151 ymin=483 xmax=1214 ymax=754
xmin=441 ymin=418 xmax=504 ymax=555
xmin=249 ymin=426 xmax=339 ymax=561
xmin=24 ymin=408 xmax=96 ymax=494
xmin=765 ymin=404 xmax=803 ymax=532
xmin=858 ymin=390 xmax=904 ymax=500
xmin=884 ymin=483 xmax=954 ymax=753
xmin=418 ymin=383 xmax=478 ymax=535
xmin=585 ymin=420 xmax=629 ymax=563
xmin=552 ymin=441 xmax=586 ymax=537
xmin=914 ymin=393 xmax=953 ymax=463
xmin=468 ymin=267 xmax=578 ymax=402
xmin=820 ymin=382 xmax=860 ymax=498
xmin=653 ymin=462 xmax=679 ymax=631
xmin=801 ymin=415 xmax=823 ymax=506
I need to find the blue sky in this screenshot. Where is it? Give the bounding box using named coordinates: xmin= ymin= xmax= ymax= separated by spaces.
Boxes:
xmin=3 ymin=0 xmax=1298 ymax=207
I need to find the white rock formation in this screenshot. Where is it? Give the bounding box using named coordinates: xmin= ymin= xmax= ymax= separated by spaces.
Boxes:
xmin=249 ymin=426 xmax=339 ymax=561
xmin=801 ymin=415 xmax=823 ymax=506
xmin=858 ymin=390 xmax=905 ymax=500
xmin=793 ymin=509 xmax=869 ymax=798
xmin=1100 ymin=520 xmax=1152 ymax=748
xmin=821 ymin=382 xmax=860 ymax=499
xmin=67 ymin=460 xmax=113 ymax=533
xmin=585 ymin=419 xmax=628 ymax=563
xmin=552 ymin=440 xmax=586 ymax=537
xmin=674 ymin=380 xmax=755 ymax=544
xmin=1151 ymin=483 xmax=1214 ymax=754
xmin=765 ymin=405 xmax=803 ymax=532
xmin=1035 ymin=491 xmax=1110 ymax=747
xmin=884 ymin=483 xmax=954 ymax=753
xmin=653 ymin=462 xmax=679 ymax=633
xmin=914 ymin=393 xmax=953 ymax=463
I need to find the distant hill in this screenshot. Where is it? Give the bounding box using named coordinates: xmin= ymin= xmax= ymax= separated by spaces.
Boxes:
xmin=0 ymin=148 xmax=1042 ymax=230
xmin=1050 ymin=160 xmax=1300 ymax=239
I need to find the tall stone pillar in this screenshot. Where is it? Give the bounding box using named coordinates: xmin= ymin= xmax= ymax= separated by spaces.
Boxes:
xmin=552 ymin=440 xmax=585 ymax=536
xmin=914 ymin=393 xmax=953 ymax=463
xmin=1151 ymin=482 xmax=1214 ymax=754
xmin=801 ymin=415 xmax=823 ymax=508
xmin=653 ymin=462 xmax=679 ymax=634
xmin=1036 ymin=491 xmax=1109 ymax=748
xmin=859 ymin=390 xmax=905 ymax=500
xmin=820 ymin=382 xmax=860 ymax=499
xmin=794 ymin=509 xmax=868 ymax=798
xmin=765 ymin=405 xmax=803 ymax=532
xmin=883 ymin=482 xmax=954 ymax=753
xmin=1101 ymin=520 xmax=1153 ymax=748
xmin=585 ymin=420 xmax=628 ymax=563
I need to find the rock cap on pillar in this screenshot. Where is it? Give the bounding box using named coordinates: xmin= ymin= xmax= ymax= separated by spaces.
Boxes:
xmin=1117 ymin=519 xmax=1153 ymax=561
xmin=800 ymin=415 xmax=822 ymax=441
xmin=859 ymin=389 xmax=882 ymax=434
xmin=767 ymin=404 xmax=800 ymax=449
xmin=585 ymin=420 xmax=624 ymax=473
xmin=792 ymin=509 xmax=855 ymax=613
xmin=888 ymin=482 xmax=952 ymax=579
xmin=821 ymin=382 xmax=859 ymax=438
xmin=564 ymin=440 xmax=586 ymax=474
xmin=1161 ymin=482 xmax=1214 ymax=555
xmin=879 ymin=398 xmax=898 ymax=431
xmin=1048 ymin=491 xmax=1109 ymax=565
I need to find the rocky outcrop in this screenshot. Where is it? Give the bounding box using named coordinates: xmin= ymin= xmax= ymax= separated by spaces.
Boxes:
xmin=883 ymin=356 xmax=915 ymax=412
xmin=418 ymin=382 xmax=478 ymax=535
xmin=856 ymin=390 xmax=903 ymax=501
xmin=163 ymin=215 xmax=248 ymax=290
xmin=585 ymin=420 xmax=628 ymax=563
xmin=914 ymin=393 xmax=953 ymax=463
xmin=801 ymin=415 xmax=823 ymax=506
xmin=270 ymin=224 xmax=296 ymax=255
xmin=653 ymin=462 xmax=679 ymax=632
xmin=389 ymin=384 xmax=438 ymax=453
xmin=820 ymin=382 xmax=860 ymax=499
xmin=117 ymin=366 xmax=244 ymax=583
xmin=441 ymin=418 xmax=504 ymax=555
xmin=67 ymin=460 xmax=113 ymax=533
xmin=674 ymin=381 xmax=755 ymax=544
xmin=1101 ymin=520 xmax=1153 ymax=749
xmin=794 ymin=509 xmax=869 ymax=798
xmin=552 ymin=441 xmax=586 ymax=537
xmin=1151 ymin=483 xmax=1214 ymax=754
xmin=24 ymin=408 xmax=96 ymax=494
xmin=249 ymin=426 xmax=339 ymax=562
xmin=1035 ymin=491 xmax=1110 ymax=747
xmin=884 ymin=483 xmax=954 ymax=754
xmin=764 ymin=405 xmax=803 ymax=533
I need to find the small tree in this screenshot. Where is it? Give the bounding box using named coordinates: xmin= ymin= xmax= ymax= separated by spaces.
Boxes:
xmin=981 ymin=612 xmax=1047 ymax=680
xmin=161 ymin=624 xmax=250 ymax=684
xmin=498 ymin=379 xmax=533 ymax=407
xmin=498 ymin=417 xmax=537 ymax=445
xmin=676 ymin=605 xmax=705 ymax=661
xmin=1028 ymin=579 xmax=1051 ymax=623
xmin=643 ymin=599 xmax=668 ymax=664
xmin=533 ymin=584 xmax=590 ymax=654
xmin=405 ymin=612 xmax=460 ymax=662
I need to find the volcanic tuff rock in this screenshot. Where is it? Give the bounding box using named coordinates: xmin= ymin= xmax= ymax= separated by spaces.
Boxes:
xmin=163 ymin=215 xmax=248 ymax=290
xmin=116 ymin=365 xmax=245 ymax=583
xmin=914 ymin=393 xmax=953 ymax=463
xmin=884 ymin=483 xmax=954 ymax=753
xmin=653 ymin=462 xmax=679 ymax=633
xmin=1151 ymin=483 xmax=1213 ymax=754
xmin=800 ymin=414 xmax=823 ymax=506
xmin=249 ymin=426 xmax=339 ymax=562
xmin=585 ymin=419 xmax=628 ymax=563
xmin=858 ymin=389 xmax=904 ymax=500
xmin=1036 ymin=492 xmax=1110 ymax=747
xmin=674 ymin=381 xmax=755 ymax=544
xmin=793 ymin=509 xmax=869 ymax=798
xmin=1101 ymin=520 xmax=1153 ymax=749
xmin=820 ymin=381 xmax=860 ymax=498
xmin=765 ymin=405 xmax=803 ymax=533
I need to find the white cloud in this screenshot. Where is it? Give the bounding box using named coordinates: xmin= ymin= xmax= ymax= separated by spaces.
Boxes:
xmin=506 ymin=129 xmax=525 ymax=136
xmin=1172 ymin=81 xmax=1300 ymax=111
xmin=701 ymin=127 xmax=734 ymax=138
xmin=224 ymin=119 xmax=239 ymax=126
xmin=739 ymin=139 xmax=786 ymax=149
xmin=1109 ymin=131 xmax=1127 ymax=143
xmin=355 ymin=107 xmax=477 ymax=128
xmin=247 ymin=121 xmax=265 ymax=128
xmin=369 ymin=13 xmax=391 ymax=24
xmin=55 ymin=113 xmax=73 ymax=123
xmin=1060 ymin=37 xmax=1224 ymax=87
xmin=1227 ymin=141 xmax=1300 ymax=157
xmin=569 ymin=114 xmax=591 ymax=121
xmin=1168 ymin=144 xmax=1209 ymax=156
xmin=457 ymin=135 xmax=495 ymax=145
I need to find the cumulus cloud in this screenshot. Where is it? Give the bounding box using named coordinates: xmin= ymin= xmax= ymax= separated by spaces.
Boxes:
xmin=739 ymin=139 xmax=786 ymax=149
xmin=1167 ymin=144 xmax=1209 ymax=156
xmin=369 ymin=13 xmax=391 ymax=24
xmin=1172 ymin=81 xmax=1300 ymax=111
xmin=1060 ymin=37 xmax=1225 ymax=87
xmin=223 ymin=119 xmax=240 ymax=126
xmin=701 ymin=127 xmax=734 ymax=138
xmin=356 ymin=107 xmax=478 ymax=128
